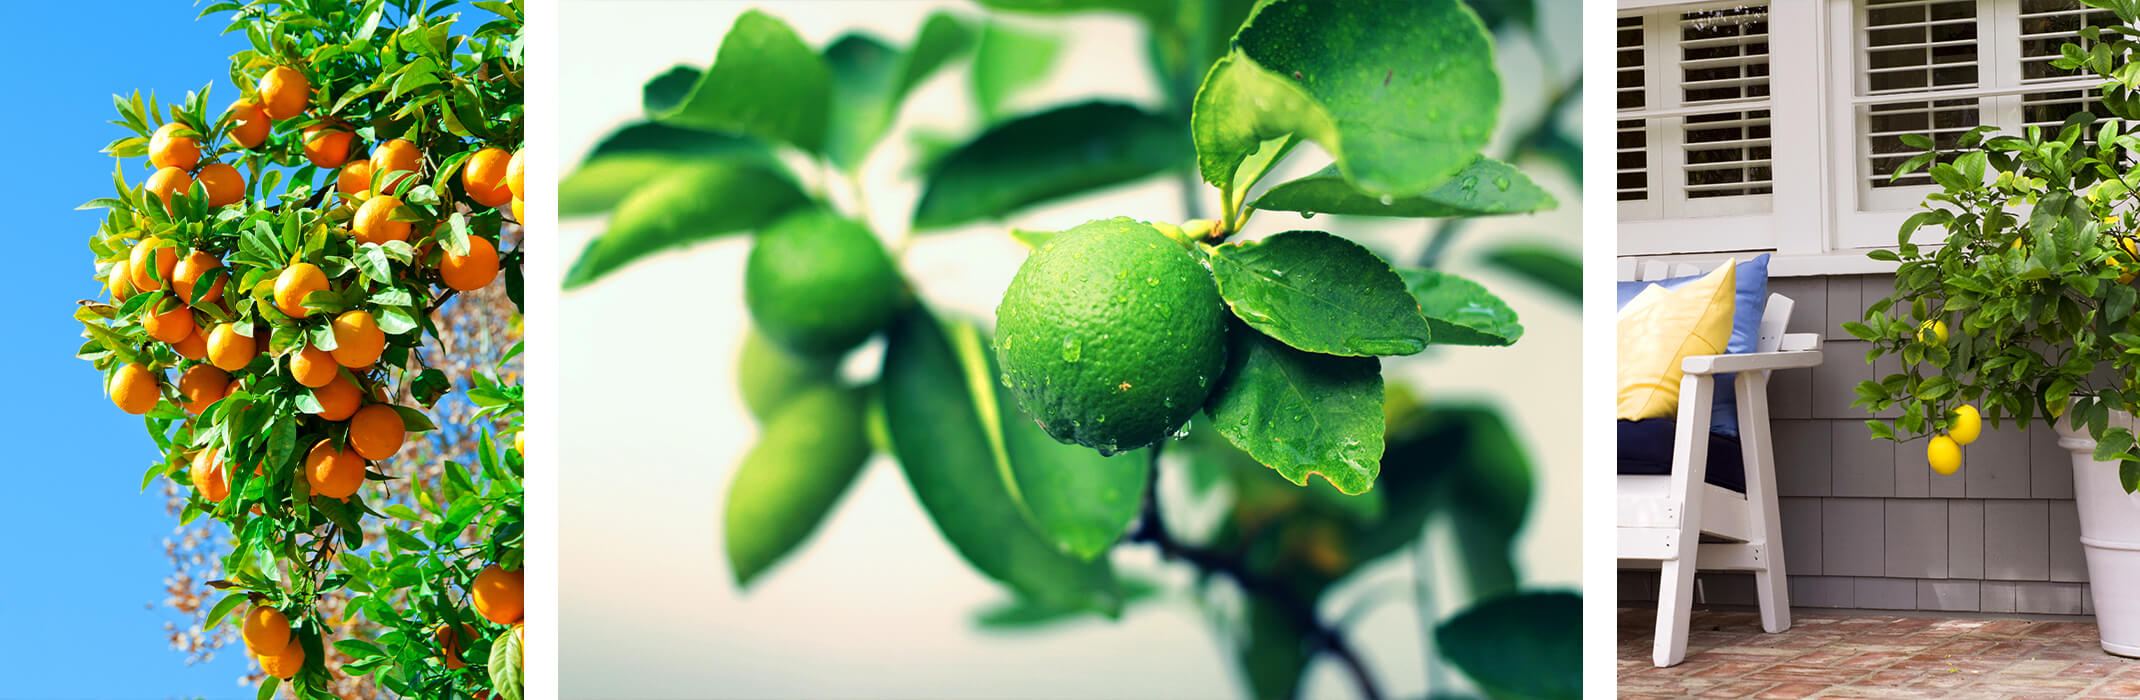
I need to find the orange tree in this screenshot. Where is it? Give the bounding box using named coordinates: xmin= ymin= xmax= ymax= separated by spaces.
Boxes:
xmin=564 ymin=1 xmax=1578 ymax=697
xmin=74 ymin=1 xmax=525 ymax=697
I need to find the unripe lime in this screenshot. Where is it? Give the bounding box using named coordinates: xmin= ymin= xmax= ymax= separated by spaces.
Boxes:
xmin=736 ymin=329 xmax=839 ymax=420
xmin=743 ymin=210 xmax=905 ymax=356
xmin=994 ymin=218 xmax=1227 ymax=454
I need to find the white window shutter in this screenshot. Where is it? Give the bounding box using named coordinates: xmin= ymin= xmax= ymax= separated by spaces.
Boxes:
xmin=1678 ymin=7 xmax=1774 ymax=201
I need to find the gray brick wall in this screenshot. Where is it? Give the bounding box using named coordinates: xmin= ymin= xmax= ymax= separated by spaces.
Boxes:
xmin=1619 ymin=274 xmax=2094 ymax=616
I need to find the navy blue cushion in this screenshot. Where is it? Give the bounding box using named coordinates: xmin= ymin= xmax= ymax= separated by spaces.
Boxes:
xmin=1617 ymin=419 xmax=1746 ymax=494
xmin=1615 ymin=254 xmax=1771 ymax=436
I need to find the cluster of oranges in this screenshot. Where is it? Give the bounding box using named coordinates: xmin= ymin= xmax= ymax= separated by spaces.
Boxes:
xmin=89 ymin=50 xmax=525 ymax=686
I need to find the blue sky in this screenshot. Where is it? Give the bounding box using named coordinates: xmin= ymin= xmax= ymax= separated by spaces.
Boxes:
xmin=0 ymin=2 xmax=274 ymax=696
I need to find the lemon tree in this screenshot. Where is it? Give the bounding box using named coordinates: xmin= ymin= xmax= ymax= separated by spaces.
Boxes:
xmin=563 ymin=0 xmax=1579 ymax=696
xmin=75 ymin=1 xmax=525 ymax=697
xmin=1850 ymin=2 xmax=2140 ymax=490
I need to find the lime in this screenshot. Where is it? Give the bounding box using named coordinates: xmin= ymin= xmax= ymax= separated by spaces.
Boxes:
xmin=737 ymin=329 xmax=839 ymax=420
xmin=744 ymin=209 xmax=906 ymax=356
xmin=995 ymin=218 xmax=1228 ymax=454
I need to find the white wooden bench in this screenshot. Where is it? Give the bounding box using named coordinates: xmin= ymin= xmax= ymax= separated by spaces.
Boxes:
xmin=1616 ymin=259 xmax=1824 ymax=667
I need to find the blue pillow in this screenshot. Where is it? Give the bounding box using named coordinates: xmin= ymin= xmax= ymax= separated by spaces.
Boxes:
xmin=1615 ymin=254 xmax=1770 ymax=435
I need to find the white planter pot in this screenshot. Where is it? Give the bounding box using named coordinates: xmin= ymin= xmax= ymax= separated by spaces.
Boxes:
xmin=2057 ymin=411 xmax=2140 ymax=657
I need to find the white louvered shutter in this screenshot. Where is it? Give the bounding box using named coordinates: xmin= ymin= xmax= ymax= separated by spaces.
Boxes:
xmin=1678 ymin=6 xmax=1773 ymax=203
xmin=2018 ymin=0 xmax=2114 ymax=129
xmin=1620 ymin=15 xmax=1650 ymax=205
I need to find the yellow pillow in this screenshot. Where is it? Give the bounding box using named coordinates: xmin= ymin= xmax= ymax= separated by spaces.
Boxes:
xmin=1617 ymin=260 xmax=1738 ymax=421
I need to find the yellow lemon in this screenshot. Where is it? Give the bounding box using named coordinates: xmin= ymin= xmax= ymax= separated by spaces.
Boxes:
xmin=1928 ymin=435 xmax=1962 ymax=476
xmin=1917 ymin=319 xmax=1948 ymax=345
xmin=1950 ymin=404 xmax=1982 ymax=446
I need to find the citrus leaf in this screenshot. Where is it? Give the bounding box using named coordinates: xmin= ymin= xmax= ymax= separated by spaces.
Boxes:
xmin=1204 ymin=324 xmax=1384 ymax=494
xmin=822 ymin=13 xmax=974 ymax=169
xmin=913 ymin=101 xmax=1191 ymax=230
xmin=489 ymin=622 xmax=524 ymax=700
xmin=1210 ymin=230 xmax=1432 ymax=357
xmin=975 ymin=576 xmax=1159 ymax=630
xmin=972 ymin=20 xmax=1062 ymax=123
xmin=644 ymin=10 xmax=832 ymax=154
xmin=973 ymin=0 xmax=1174 ymax=25
xmin=1397 ymin=268 xmax=1523 ymax=347
xmin=881 ymin=308 xmax=1122 ymax=613
xmin=1483 ymin=243 xmax=1580 ymax=303
xmin=1193 ymin=0 xmax=1498 ymax=197
xmin=563 ymin=162 xmax=809 ymax=289
xmin=1251 ymin=158 xmax=1555 ymax=218
xmin=1437 ymin=591 xmax=1582 ymax=700
xmin=723 ymin=386 xmax=871 ymax=587
xmin=974 ymin=322 xmax=1150 ymax=561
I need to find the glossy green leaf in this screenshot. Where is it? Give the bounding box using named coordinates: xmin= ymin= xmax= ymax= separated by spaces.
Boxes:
xmin=563 ymin=162 xmax=810 ymax=289
xmin=913 ymin=101 xmax=1192 ymax=230
xmin=724 ymin=386 xmax=872 ymax=587
xmin=1237 ymin=597 xmax=1313 ymax=700
xmin=1209 ymin=230 xmax=1432 ymax=356
xmin=489 ymin=618 xmax=525 ymax=700
xmin=560 ymin=122 xmax=776 ymax=216
xmin=973 ymin=0 xmax=1174 ymax=25
xmin=880 ymin=308 xmax=1122 ymax=613
xmin=1397 ymin=268 xmax=1524 ymax=347
xmin=975 ymin=576 xmax=1159 ymax=630
xmin=1484 ymin=243 xmax=1581 ymax=304
xmin=823 ymin=13 xmax=975 ymax=170
xmin=1438 ymin=591 xmax=1581 ymax=700
xmin=1252 ymin=158 xmax=1555 ymax=218
xmin=972 ymin=20 xmax=1062 ymax=122
xmin=1204 ymin=324 xmax=1384 ymax=494
xmin=1193 ymin=0 xmax=1498 ymax=197
xmin=644 ymin=10 xmax=832 ymax=154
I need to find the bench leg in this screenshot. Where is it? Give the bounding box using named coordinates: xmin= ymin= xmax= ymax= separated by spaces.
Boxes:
xmin=1755 ymin=560 xmax=1789 ymax=633
xmin=1654 ymin=555 xmax=1697 ymax=667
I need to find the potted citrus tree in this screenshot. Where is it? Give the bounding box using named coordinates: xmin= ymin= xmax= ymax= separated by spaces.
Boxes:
xmin=1850 ymin=1 xmax=2140 ymax=657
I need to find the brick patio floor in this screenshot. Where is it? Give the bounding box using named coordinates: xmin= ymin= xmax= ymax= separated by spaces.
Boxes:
xmin=1618 ymin=607 xmax=2140 ymax=698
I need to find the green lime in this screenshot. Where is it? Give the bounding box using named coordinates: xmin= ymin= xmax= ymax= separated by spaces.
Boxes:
xmin=744 ymin=209 xmax=906 ymax=356
xmin=994 ymin=217 xmax=1228 ymax=454
xmin=737 ymin=329 xmax=840 ymax=421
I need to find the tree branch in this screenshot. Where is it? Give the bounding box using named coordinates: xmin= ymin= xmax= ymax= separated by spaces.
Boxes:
xmin=1130 ymin=446 xmax=1384 ymax=700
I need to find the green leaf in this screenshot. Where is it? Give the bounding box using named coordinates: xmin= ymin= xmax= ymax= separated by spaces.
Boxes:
xmin=724 ymin=386 xmax=872 ymax=587
xmin=912 ymin=101 xmax=1192 ymax=230
xmin=880 ymin=308 xmax=1122 ymax=613
xmin=563 ymin=162 xmax=810 ymax=288
xmin=821 ymin=15 xmax=972 ymax=171
xmin=973 ymin=0 xmax=1174 ymax=25
xmin=972 ymin=20 xmax=1062 ymax=123
xmin=1193 ymin=0 xmax=1498 ymax=197
xmin=974 ymin=322 xmax=1150 ymax=560
xmin=1238 ymin=597 xmax=1314 ymax=700
xmin=974 ymin=577 xmax=1159 ymax=630
xmin=489 ymin=621 xmax=524 ymax=700
xmin=1204 ymin=324 xmax=1384 ymax=494
xmin=1209 ymin=230 xmax=1432 ymax=356
xmin=1397 ymin=268 xmax=1524 ymax=346
xmin=1483 ymin=243 xmax=1580 ymax=304
xmin=561 ymin=123 xmax=780 ymax=216
xmin=644 ymin=10 xmax=832 ymax=154
xmin=204 ymin=592 xmax=247 ymax=630
xmin=1437 ymin=591 xmax=1582 ymax=700
xmin=1252 ymin=158 xmax=1554 ymax=218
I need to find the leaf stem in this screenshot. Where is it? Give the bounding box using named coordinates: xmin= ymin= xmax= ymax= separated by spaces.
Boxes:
xmin=1131 ymin=445 xmax=1385 ymax=700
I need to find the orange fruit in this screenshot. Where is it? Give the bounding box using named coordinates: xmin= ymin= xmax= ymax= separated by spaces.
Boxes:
xmin=436 ymin=623 xmax=476 ymax=670
xmin=196 ymin=163 xmax=244 ymax=208
xmin=305 ymin=439 xmax=366 ymax=500
xmin=312 ymin=374 xmax=362 ymax=421
xmin=472 ymin=564 xmax=525 ymax=624
xmin=226 ymin=99 xmax=270 ymax=149
xmin=258 ymin=66 xmax=310 ymax=121
xmin=207 ymin=324 xmax=257 ymax=372
xmin=177 ymin=365 xmax=229 ymax=415
xmin=242 ymin=606 xmax=291 ymax=656
xmin=349 ymin=404 xmax=406 ymax=460
xmin=440 ymin=235 xmax=499 ymax=291
xmin=172 ymin=250 xmax=225 ymax=304
xmin=372 ymin=139 xmax=422 ymax=193
xmin=173 ymin=332 xmax=207 ymax=360
xmin=189 ymin=446 xmax=230 ymax=503
xmin=353 ymin=195 xmax=411 ymax=245
xmin=143 ymin=300 xmax=195 ymax=344
xmin=109 ymin=364 xmax=161 ymax=415
xmin=302 ymin=126 xmax=353 ymax=168
xmin=330 ymin=310 xmax=386 ymax=367
xmin=273 ymin=263 xmax=328 ymax=318
xmin=148 ymin=123 xmax=200 ymax=171
xmin=257 ymin=637 xmax=304 ymax=680
xmin=290 ymin=345 xmax=337 ymax=388
xmin=144 ymin=167 xmax=194 ymax=213
xmin=462 ymin=147 xmax=513 ymax=207
xmin=129 ymin=239 xmax=177 ymax=292
xmin=337 ymin=160 xmax=373 ymax=199
xmin=506 ymin=148 xmax=525 ymax=200
xmin=510 ymin=197 xmax=523 ymax=224
xmin=108 ymin=258 xmax=135 ymax=302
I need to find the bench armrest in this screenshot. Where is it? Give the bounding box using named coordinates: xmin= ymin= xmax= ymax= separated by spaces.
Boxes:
xmin=1681 ymin=348 xmax=1824 ymax=375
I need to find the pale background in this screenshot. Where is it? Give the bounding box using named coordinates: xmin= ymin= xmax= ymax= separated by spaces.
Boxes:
xmin=559 ymin=1 xmax=1582 ymax=696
